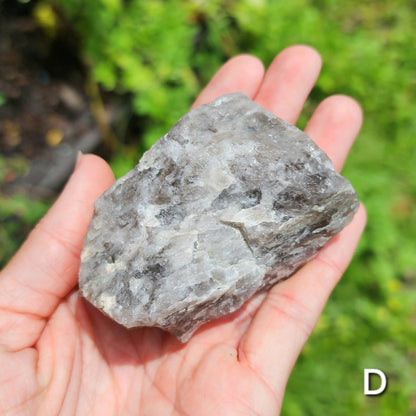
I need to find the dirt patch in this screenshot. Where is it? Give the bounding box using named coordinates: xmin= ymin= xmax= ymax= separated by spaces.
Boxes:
xmin=0 ymin=0 xmax=106 ymax=197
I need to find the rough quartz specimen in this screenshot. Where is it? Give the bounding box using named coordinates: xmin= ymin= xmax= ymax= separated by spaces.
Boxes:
xmin=79 ymin=92 xmax=359 ymax=342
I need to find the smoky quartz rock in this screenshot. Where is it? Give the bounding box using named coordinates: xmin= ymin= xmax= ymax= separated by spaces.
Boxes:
xmin=79 ymin=92 xmax=359 ymax=342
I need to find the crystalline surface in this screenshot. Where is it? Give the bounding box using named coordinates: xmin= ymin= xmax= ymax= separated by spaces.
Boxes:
xmin=79 ymin=92 xmax=359 ymax=342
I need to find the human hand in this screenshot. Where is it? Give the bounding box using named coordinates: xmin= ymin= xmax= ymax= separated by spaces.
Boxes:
xmin=0 ymin=45 xmax=366 ymax=415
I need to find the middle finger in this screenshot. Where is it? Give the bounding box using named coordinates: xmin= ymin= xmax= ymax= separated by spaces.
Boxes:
xmin=254 ymin=45 xmax=322 ymax=124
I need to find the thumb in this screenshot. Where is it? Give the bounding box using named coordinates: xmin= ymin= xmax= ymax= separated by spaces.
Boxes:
xmin=0 ymin=154 xmax=114 ymax=352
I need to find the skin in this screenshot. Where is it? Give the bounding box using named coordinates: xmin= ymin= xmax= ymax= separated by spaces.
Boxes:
xmin=0 ymin=45 xmax=366 ymax=415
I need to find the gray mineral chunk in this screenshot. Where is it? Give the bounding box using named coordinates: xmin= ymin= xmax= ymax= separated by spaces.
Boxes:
xmin=79 ymin=92 xmax=359 ymax=342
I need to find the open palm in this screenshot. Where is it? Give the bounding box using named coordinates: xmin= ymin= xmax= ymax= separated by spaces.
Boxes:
xmin=0 ymin=45 xmax=366 ymax=415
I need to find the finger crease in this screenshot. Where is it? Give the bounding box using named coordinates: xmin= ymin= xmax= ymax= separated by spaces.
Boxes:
xmin=313 ymin=252 xmax=343 ymax=276
xmin=238 ymin=348 xmax=281 ymax=410
xmin=265 ymin=292 xmax=313 ymax=338
xmin=0 ymin=304 xmax=47 ymax=321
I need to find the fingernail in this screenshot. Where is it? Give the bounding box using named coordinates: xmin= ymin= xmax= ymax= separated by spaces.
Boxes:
xmin=75 ymin=150 xmax=83 ymax=170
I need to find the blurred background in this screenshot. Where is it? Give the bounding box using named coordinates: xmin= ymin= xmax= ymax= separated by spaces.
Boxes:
xmin=0 ymin=0 xmax=415 ymax=414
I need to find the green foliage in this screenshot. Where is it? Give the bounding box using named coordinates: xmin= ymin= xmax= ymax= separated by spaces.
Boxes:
xmin=0 ymin=194 xmax=50 ymax=267
xmin=0 ymin=156 xmax=50 ymax=267
xmin=50 ymin=0 xmax=209 ymax=148
xmin=109 ymin=146 xmax=140 ymax=179
xmin=3 ymin=0 xmax=416 ymax=413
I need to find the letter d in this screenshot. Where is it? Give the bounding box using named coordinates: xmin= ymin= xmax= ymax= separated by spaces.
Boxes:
xmin=364 ymin=369 xmax=387 ymax=395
